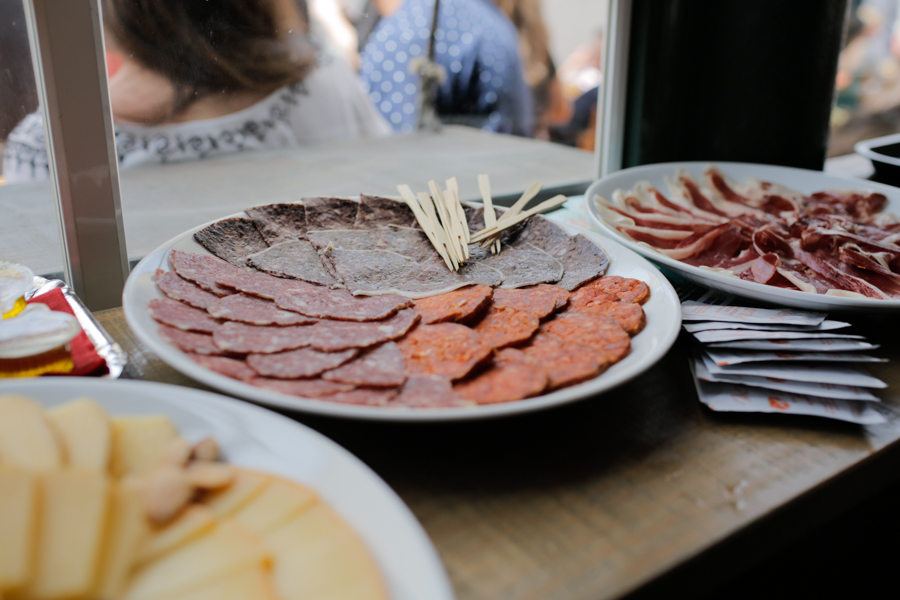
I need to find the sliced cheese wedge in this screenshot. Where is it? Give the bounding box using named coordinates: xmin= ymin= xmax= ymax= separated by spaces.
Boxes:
xmin=110 ymin=416 xmax=179 ymax=478
xmin=230 ymin=477 xmax=317 ymax=536
xmin=0 ymin=395 xmax=62 ymax=471
xmin=0 ymin=468 xmax=37 ymax=592
xmin=124 ymin=520 xmax=270 ymax=600
xmin=135 ymin=505 xmax=217 ymax=567
xmin=24 ymin=469 xmax=110 ymax=599
xmin=46 ymin=398 xmax=112 ymax=471
xmin=201 ymin=468 xmax=271 ymax=518
xmin=175 ymin=565 xmax=280 ymax=600
xmin=91 ymin=482 xmax=148 ymax=599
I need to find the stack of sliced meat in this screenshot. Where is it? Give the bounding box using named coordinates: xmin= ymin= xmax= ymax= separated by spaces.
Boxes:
xmin=596 ymin=166 xmax=900 ymax=299
xmin=149 ymin=250 xmax=650 ymax=408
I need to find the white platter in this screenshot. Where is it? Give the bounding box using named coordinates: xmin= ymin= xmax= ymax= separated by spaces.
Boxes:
xmin=586 ymin=161 xmax=900 ymax=311
xmin=0 ymin=377 xmax=454 ymax=600
xmin=123 ymin=214 xmax=681 ymax=422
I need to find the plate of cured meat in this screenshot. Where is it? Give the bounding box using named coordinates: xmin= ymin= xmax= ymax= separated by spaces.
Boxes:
xmin=123 ymin=194 xmax=681 ymax=421
xmin=586 ymin=161 xmax=900 ymax=310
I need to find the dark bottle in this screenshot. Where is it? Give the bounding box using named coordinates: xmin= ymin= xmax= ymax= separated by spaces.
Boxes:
xmin=622 ymin=0 xmax=849 ymax=170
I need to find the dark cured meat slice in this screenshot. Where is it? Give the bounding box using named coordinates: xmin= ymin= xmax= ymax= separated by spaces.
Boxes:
xmin=303 ymin=197 xmax=360 ymax=231
xmin=397 ymin=323 xmax=492 ymax=380
xmin=578 ymin=276 xmax=650 ymax=305
xmin=355 ymin=195 xmax=417 ymax=228
xmin=245 ymin=203 xmax=307 ymax=245
xmin=213 ymin=322 xmax=316 ymax=354
xmin=454 ymin=348 xmax=548 ymax=404
xmin=542 ymin=314 xmax=631 ymax=364
xmin=246 ymin=348 xmax=357 ymax=379
xmin=523 ymin=334 xmax=606 ymax=390
xmin=326 ymin=388 xmax=399 ymax=406
xmin=308 ymin=227 xmax=435 ymax=262
xmin=156 ymin=270 xmax=219 ymax=310
xmin=480 ymin=243 xmax=564 ymax=288
xmin=322 ymin=342 xmax=406 ymax=387
xmin=380 ymin=226 xmax=436 ymax=262
xmin=413 ymin=285 xmax=493 ymax=324
xmin=393 ymin=375 xmax=472 ymax=407
xmin=550 ymin=234 xmax=610 ymax=291
xmin=309 ymin=308 xmax=419 ymax=352
xmin=246 ymin=240 xmax=338 ymax=286
xmin=193 ymin=218 xmax=269 ymax=267
xmin=158 ymin=325 xmax=225 ymax=356
xmin=148 ymin=298 xmax=222 ymax=333
xmin=471 ymin=306 xmax=540 ymax=350
xmin=170 ymin=250 xmax=242 ymax=297
xmin=491 ymin=287 xmax=559 ymax=320
xmin=566 ymin=302 xmax=646 ymax=336
xmin=187 ymin=354 xmax=256 ymax=381
xmin=275 ymin=286 xmax=412 ymax=321
xmin=404 ymin=255 xmax=504 ymax=295
xmin=510 ymin=215 xmax=570 ymax=254
xmin=215 ymin=269 xmax=313 ymax=300
xmin=248 ymin=377 xmax=354 ymax=398
xmin=321 ymin=248 xmax=418 ymax=294
xmin=207 ymin=293 xmax=316 ymax=326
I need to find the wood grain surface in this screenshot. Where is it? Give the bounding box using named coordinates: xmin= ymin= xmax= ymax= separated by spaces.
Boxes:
xmin=94 ymin=307 xmax=900 ymax=600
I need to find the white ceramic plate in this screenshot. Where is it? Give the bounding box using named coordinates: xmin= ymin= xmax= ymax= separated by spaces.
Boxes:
xmin=0 ymin=377 xmax=454 ymax=600
xmin=123 ymin=215 xmax=681 ymax=422
xmin=586 ymin=161 xmax=900 ymax=311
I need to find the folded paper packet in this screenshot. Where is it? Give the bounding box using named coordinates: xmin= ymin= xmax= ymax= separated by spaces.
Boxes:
xmin=681 ymin=301 xmax=827 ymax=325
xmin=692 ymin=329 xmax=865 ymax=343
xmin=683 ymin=320 xmax=851 ymax=333
xmin=698 ymin=352 xmax=886 ymax=388
xmin=702 ymin=348 xmax=887 ymax=366
xmin=707 ymin=338 xmax=877 ymax=352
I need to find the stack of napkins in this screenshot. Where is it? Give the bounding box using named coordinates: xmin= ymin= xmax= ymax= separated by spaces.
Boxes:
xmin=684 ymin=301 xmax=890 ymax=425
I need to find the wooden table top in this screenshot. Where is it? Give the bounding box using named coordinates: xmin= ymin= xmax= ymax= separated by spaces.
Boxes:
xmin=93 ymin=306 xmax=900 ymax=600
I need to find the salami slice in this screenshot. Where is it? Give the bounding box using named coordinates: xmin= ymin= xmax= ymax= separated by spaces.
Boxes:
xmin=275 ymin=286 xmax=412 ymax=321
xmin=523 ymin=333 xmax=606 ymax=389
xmin=170 ymin=250 xmax=242 ymax=296
xmin=158 ymin=325 xmax=225 ymax=356
xmin=187 ymin=354 xmax=256 ymax=381
xmin=397 ymin=323 xmax=492 ymax=379
xmin=193 ymin=217 xmax=269 ymax=267
xmin=322 ymin=342 xmax=406 ymax=387
xmin=579 ymin=276 xmax=651 ymax=305
xmin=246 ymin=348 xmax=357 ymax=379
xmin=491 ymin=287 xmax=560 ymax=319
xmin=569 ymin=286 xmax=619 ymax=309
xmin=246 ymin=240 xmax=338 ymax=286
xmin=148 ymin=298 xmax=222 ymax=333
xmin=393 ymin=375 xmax=472 ymax=408
xmin=245 ymin=203 xmax=307 ymax=245
xmin=471 ymin=306 xmax=540 ymax=350
xmin=156 ymin=270 xmax=219 ymax=310
xmin=308 ymin=309 xmax=419 ymax=352
xmin=249 ymin=377 xmax=354 ymax=398
xmin=413 ymin=285 xmax=493 ymax=324
xmin=215 ymin=269 xmax=313 ymax=300
xmin=568 ymin=302 xmax=646 ymax=336
xmin=326 ymin=388 xmax=399 ymax=406
xmin=541 ymin=314 xmax=631 ymax=364
xmin=213 ymin=322 xmax=316 ymax=354
xmin=454 ymin=348 xmax=548 ymax=404
xmin=207 ymin=293 xmax=316 ymax=326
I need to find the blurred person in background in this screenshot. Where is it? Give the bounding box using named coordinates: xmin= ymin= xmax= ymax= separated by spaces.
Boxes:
xmin=550 ymin=30 xmax=603 ymax=150
xmin=359 ymin=0 xmax=533 ymax=135
xmin=2 ymin=0 xmax=390 ymax=184
xmin=493 ymin=0 xmax=570 ymax=140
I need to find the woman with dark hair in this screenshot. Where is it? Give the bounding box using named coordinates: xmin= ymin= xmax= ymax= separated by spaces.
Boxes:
xmin=2 ymin=0 xmax=390 ymax=182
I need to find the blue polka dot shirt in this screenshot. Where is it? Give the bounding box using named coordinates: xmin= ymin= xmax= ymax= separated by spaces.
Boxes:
xmin=359 ymin=0 xmax=534 ymax=136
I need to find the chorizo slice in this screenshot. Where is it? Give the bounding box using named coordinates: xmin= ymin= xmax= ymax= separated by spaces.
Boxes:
xmin=541 ymin=313 xmax=631 ymax=365
xmin=397 ymin=323 xmax=492 ymax=380
xmin=412 ymin=284 xmax=493 ymax=324
xmin=491 ymin=286 xmax=559 ymax=320
xmin=454 ymin=348 xmax=548 ymax=404
xmin=523 ymin=333 xmax=606 ymax=390
xmin=578 ymin=276 xmax=650 ymax=305
xmin=471 ymin=306 xmax=540 ymax=350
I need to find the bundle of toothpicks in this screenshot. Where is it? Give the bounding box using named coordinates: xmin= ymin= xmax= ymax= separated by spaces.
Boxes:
xmin=397 ymin=175 xmax=567 ymax=272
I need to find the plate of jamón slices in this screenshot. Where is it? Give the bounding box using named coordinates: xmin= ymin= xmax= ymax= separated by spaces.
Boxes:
xmin=587 ymin=161 xmax=900 ymax=311
xmin=123 ymin=193 xmax=681 ymax=421
xmin=0 ymin=378 xmax=453 ymax=600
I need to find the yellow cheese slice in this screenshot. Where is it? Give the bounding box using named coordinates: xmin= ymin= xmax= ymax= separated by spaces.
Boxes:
xmin=46 ymin=398 xmax=112 ymax=471
xmin=24 ymin=469 xmax=110 ymax=599
xmin=110 ymin=416 xmax=178 ymax=478
xmin=174 ymin=566 xmax=280 ymax=600
xmin=135 ymin=505 xmax=217 ymax=567
xmin=230 ymin=477 xmax=317 ymax=536
xmin=124 ymin=520 xmax=271 ymax=600
xmin=265 ymin=504 xmax=388 ymax=600
xmin=0 ymin=395 xmax=62 ymax=471
xmin=91 ymin=482 xmax=148 ymax=599
xmin=201 ymin=468 xmax=271 ymax=518
xmin=0 ymin=468 xmax=37 ymax=592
